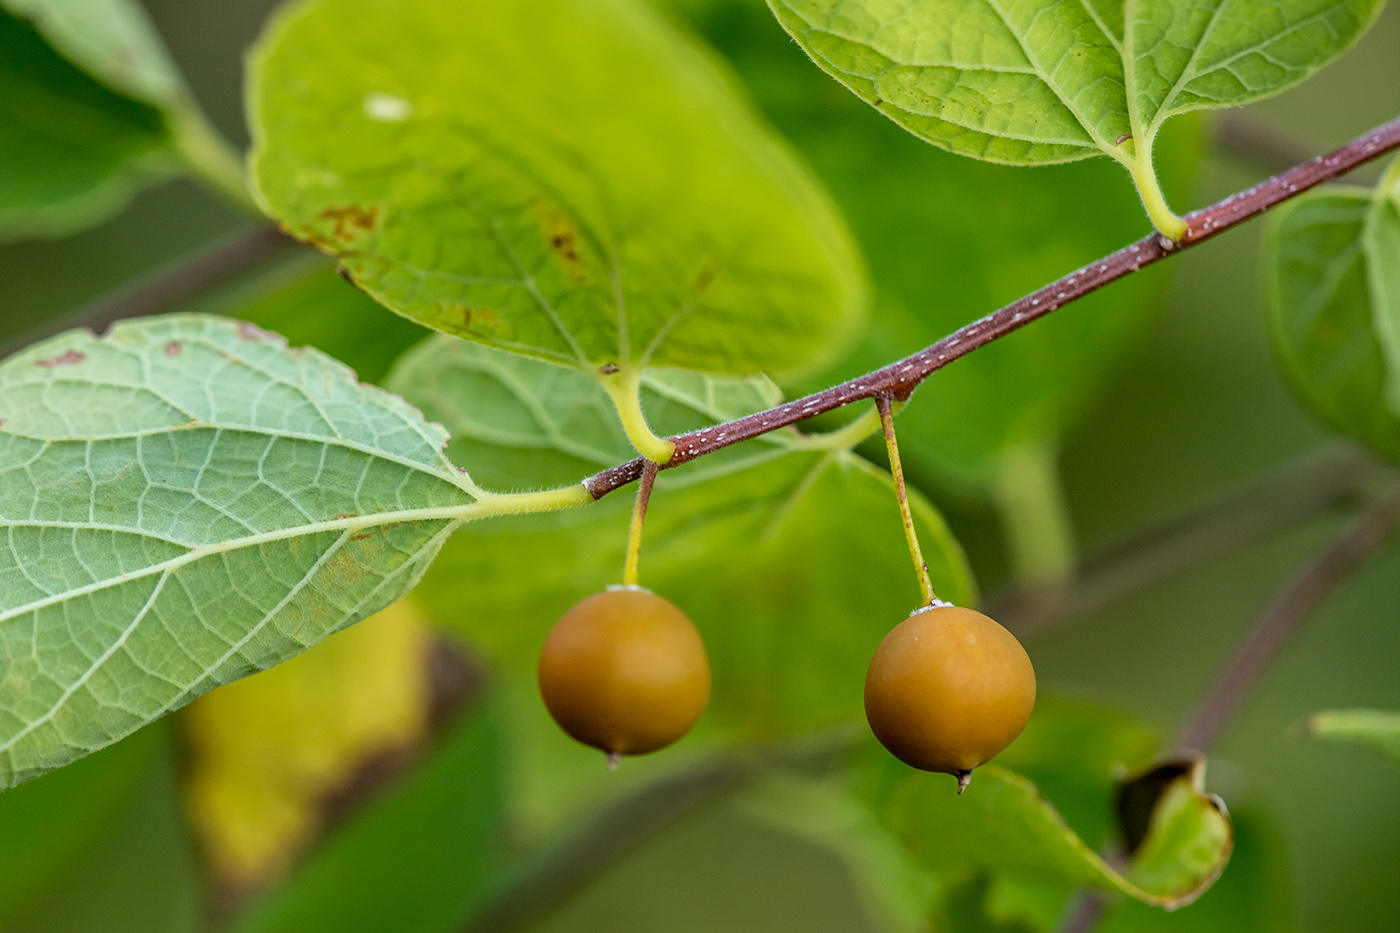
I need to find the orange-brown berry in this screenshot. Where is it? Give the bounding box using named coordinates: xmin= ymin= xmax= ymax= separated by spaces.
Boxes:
xmin=539 ymin=587 xmax=709 ymax=757
xmin=864 ymin=605 xmax=1036 ymax=780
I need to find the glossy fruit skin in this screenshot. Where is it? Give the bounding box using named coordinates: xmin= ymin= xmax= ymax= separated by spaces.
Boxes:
xmin=539 ymin=587 xmax=710 ymax=756
xmin=864 ymin=605 xmax=1035 ymax=774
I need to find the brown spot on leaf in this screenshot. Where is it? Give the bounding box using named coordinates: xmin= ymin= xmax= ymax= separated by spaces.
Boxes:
xmin=317 ymin=205 xmax=380 ymax=245
xmin=692 ymin=263 xmax=718 ymax=295
xmin=539 ymin=211 xmax=586 ymax=280
xmin=443 ymin=303 xmax=502 ymax=335
xmin=598 ymin=362 xmax=620 ymax=375
xmin=34 ymin=349 xmax=85 ymax=368
xmin=164 ymin=341 xmax=182 ymax=357
xmin=238 ymin=322 xmax=274 ymax=341
xmin=1116 ymin=133 xmax=1133 ymax=146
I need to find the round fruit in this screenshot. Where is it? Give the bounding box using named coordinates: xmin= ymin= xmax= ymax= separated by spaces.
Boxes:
xmin=538 ymin=587 xmax=710 ymax=758
xmin=864 ymin=605 xmax=1035 ymax=780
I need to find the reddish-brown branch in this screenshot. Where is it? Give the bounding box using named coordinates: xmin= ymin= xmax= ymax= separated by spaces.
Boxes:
xmin=1175 ymin=483 xmax=1400 ymax=754
xmin=0 ymin=224 xmax=294 ymax=361
xmin=582 ymin=115 xmax=1400 ymax=500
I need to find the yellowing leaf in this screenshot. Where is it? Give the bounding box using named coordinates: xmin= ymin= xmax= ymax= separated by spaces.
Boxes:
xmin=181 ymin=599 xmax=433 ymax=891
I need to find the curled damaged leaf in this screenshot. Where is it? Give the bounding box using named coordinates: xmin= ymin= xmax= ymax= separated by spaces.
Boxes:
xmin=893 ymin=759 xmax=1230 ymax=910
xmin=1306 ymin=709 xmax=1400 ymax=767
xmin=1114 ymin=758 xmax=1230 ymax=906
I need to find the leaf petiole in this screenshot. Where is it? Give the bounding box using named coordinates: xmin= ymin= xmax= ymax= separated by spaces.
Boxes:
xmin=601 ymin=368 xmax=676 ymax=464
xmin=1124 ymin=150 xmax=1187 ymax=241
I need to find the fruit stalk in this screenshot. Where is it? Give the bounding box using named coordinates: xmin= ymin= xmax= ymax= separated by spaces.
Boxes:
xmin=622 ymin=459 xmax=659 ymax=587
xmin=876 ymin=395 xmax=936 ymax=606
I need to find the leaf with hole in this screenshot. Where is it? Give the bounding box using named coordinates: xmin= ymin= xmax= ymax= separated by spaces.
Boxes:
xmin=765 ymin=0 xmax=1385 ymax=235
xmin=248 ymin=0 xmax=865 ymax=387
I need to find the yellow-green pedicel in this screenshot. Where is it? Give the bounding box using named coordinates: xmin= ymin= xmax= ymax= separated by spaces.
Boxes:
xmin=539 ymin=588 xmax=710 ymax=758
xmin=865 ymin=606 xmax=1035 ymax=782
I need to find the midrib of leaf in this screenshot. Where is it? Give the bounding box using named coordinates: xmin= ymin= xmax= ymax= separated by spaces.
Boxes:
xmin=431 ymin=124 xmax=652 ymax=377
xmin=776 ymin=7 xmax=1090 ymax=148
xmin=1281 ymin=190 xmax=1371 ymax=327
xmin=6 ymin=422 xmax=474 ymax=493
xmin=0 ymin=507 xmax=475 ymax=627
xmin=1146 ymin=0 xmax=1232 ymax=135
xmin=983 ymin=0 xmax=1118 ymax=153
xmin=1122 ymin=0 xmax=1145 ymax=152
xmin=1303 ymin=240 xmax=1367 ymax=326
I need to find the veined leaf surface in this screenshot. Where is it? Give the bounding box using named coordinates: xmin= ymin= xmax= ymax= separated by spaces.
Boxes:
xmin=249 ymin=0 xmax=865 ymax=380
xmin=767 ymin=0 xmax=1385 ymax=233
xmin=0 ymin=316 xmax=569 ymax=789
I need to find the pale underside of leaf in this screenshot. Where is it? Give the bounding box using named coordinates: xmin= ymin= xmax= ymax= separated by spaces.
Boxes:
xmin=0 ymin=316 xmax=495 ymax=789
xmin=386 ymin=334 xmax=793 ymax=489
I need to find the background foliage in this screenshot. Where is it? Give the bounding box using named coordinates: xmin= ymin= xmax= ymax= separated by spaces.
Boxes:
xmin=1 ymin=1 xmax=1399 ymax=932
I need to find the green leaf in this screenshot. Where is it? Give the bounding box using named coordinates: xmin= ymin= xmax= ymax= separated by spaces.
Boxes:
xmin=1101 ymin=809 xmax=1298 ymax=933
xmin=893 ymin=759 xmax=1231 ymax=910
xmin=248 ymin=0 xmax=865 ymax=382
xmin=190 ymin=252 xmax=431 ymax=387
xmin=674 ymin=0 xmax=1197 ymax=488
xmin=1265 ymin=187 xmax=1400 ymax=461
xmin=236 ymin=701 xmax=507 ymax=933
xmin=3 ymin=740 xmax=202 ymax=933
xmin=390 ymin=336 xmax=974 ymax=735
xmin=1364 ymin=163 xmax=1400 ymax=413
xmin=0 ymin=8 xmax=174 ymax=239
xmin=1 ymin=0 xmax=188 ymax=108
xmin=1307 ymin=709 xmax=1400 ymax=766
xmin=0 ymin=726 xmax=160 ymax=923
xmin=766 ymin=0 xmax=1385 ymax=235
xmin=2 ymin=0 xmax=250 ymax=210
xmin=736 ymin=770 xmax=937 ymax=933
xmin=388 ymin=334 xmax=784 ymax=491
xmin=0 ymin=315 xmax=582 ymax=790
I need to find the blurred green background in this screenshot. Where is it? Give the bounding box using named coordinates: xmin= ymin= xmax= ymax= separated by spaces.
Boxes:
xmin=2 ymin=1 xmax=1399 ymax=932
